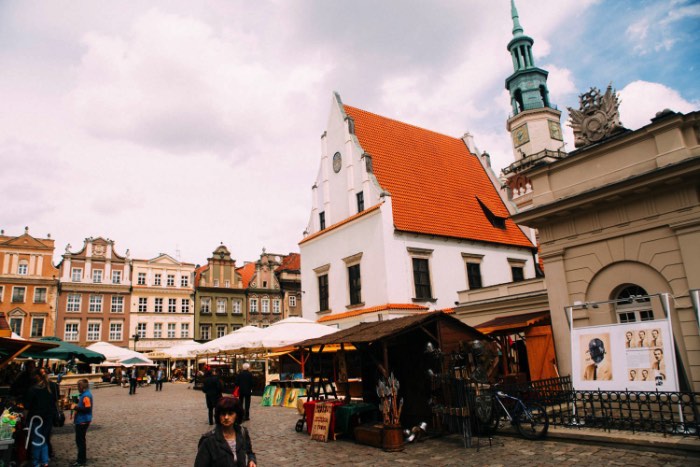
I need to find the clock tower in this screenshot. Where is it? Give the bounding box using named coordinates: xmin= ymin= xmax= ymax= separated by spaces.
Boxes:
xmin=504 ymin=0 xmax=564 ymax=164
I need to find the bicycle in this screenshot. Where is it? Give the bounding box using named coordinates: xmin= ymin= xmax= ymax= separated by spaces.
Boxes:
xmin=477 ymin=385 xmax=549 ymax=440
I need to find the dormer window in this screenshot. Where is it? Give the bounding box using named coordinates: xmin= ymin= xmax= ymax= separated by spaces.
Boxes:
xmin=477 ymin=197 xmax=506 ymax=229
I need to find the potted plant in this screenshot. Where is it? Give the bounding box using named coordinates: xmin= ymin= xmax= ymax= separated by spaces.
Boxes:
xmin=377 ymin=373 xmax=403 ymax=452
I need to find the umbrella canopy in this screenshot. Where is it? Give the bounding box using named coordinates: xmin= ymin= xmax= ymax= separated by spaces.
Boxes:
xmin=86 ymin=341 xmax=150 ymax=363
xmin=239 ymin=318 xmax=337 ymax=351
xmin=119 ymin=356 xmax=154 ymax=366
xmin=22 ymin=336 xmax=105 ymax=364
xmin=0 ymin=336 xmax=59 ymax=369
xmin=158 ymin=340 xmax=202 ymax=359
xmin=195 ymin=325 xmax=263 ymax=356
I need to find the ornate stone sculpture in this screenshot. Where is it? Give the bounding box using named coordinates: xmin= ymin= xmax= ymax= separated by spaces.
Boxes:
xmin=568 ymin=85 xmax=626 ymax=148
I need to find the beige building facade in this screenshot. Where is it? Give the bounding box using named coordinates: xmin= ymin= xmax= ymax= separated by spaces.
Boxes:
xmin=511 ymin=109 xmax=700 ymax=390
xmin=130 ymin=254 xmax=195 ymax=351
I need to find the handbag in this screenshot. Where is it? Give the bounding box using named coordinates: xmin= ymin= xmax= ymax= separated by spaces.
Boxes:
xmin=54 ymin=410 xmax=66 ymax=428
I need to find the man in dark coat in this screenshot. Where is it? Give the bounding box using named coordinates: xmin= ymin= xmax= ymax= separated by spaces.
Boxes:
xmin=202 ymin=369 xmax=223 ymax=425
xmin=234 ymin=363 xmax=254 ymax=421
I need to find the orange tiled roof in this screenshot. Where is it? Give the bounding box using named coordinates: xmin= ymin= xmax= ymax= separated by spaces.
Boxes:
xmin=299 ymin=203 xmax=382 ymax=245
xmin=236 ymin=262 xmax=256 ymax=288
xmin=343 ymin=105 xmax=534 ymax=249
xmin=317 ymin=303 xmax=429 ymax=323
xmin=194 ymin=265 xmax=209 ymax=286
xmin=276 ymin=253 xmax=300 ymax=272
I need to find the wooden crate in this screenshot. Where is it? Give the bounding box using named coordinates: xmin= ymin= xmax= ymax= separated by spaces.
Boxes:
xmin=353 ymin=424 xmax=383 ymax=448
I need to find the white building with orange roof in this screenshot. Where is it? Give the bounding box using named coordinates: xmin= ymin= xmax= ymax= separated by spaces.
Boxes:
xmin=300 ymin=93 xmax=538 ymax=329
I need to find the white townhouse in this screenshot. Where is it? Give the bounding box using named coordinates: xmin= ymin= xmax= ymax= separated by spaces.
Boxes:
xmin=300 ymin=93 xmax=538 ymax=328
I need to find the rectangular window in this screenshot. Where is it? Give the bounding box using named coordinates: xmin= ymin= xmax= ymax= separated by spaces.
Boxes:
xmin=154 ymin=274 xmax=162 ymax=286
xmin=138 ymin=297 xmax=148 ymax=312
xmin=201 ymin=298 xmax=211 ymax=313
xmin=356 ymin=191 xmax=364 ymax=212
xmin=89 ymin=294 xmax=103 ymax=312
xmin=154 ymin=323 xmax=162 ymax=338
xmin=72 ymin=268 xmax=82 ymax=282
xmin=92 ymin=269 xmax=103 ymax=283
xmin=261 ymin=298 xmax=270 ymax=314
xmin=180 ymin=275 xmax=189 ymax=287
xmin=318 ymin=275 xmax=329 ymax=311
xmin=289 ymin=295 xmax=296 ymax=307
xmin=0 ymin=285 xmax=3 ymax=302
xmin=216 ymin=325 xmax=227 ymax=338
xmin=167 ymin=274 xmax=175 ymax=286
xmin=67 ymin=294 xmax=81 ymax=312
xmin=217 ymin=298 xmax=227 ymax=314
xmin=319 ymin=211 xmax=326 ymax=230
xmin=109 ymin=322 xmax=122 ymax=341
xmin=250 ymin=298 xmax=258 ymax=313
xmin=225 ymin=280 xmax=230 ymax=288
xmin=112 ymin=270 xmax=122 ymax=284
xmin=87 ymin=322 xmax=100 ymax=341
xmin=348 ymin=264 xmax=362 ymax=305
xmin=12 ymin=287 xmax=26 ymax=303
xmin=168 ymin=298 xmax=177 ymax=313
xmin=30 ymin=318 xmax=45 ymax=338
xmin=137 ymin=323 xmax=147 ymax=338
xmin=200 ymin=325 xmax=211 ymax=341
xmin=154 ymin=298 xmax=163 ymax=313
xmin=137 ymin=272 xmax=146 ymax=285
xmin=180 ymin=323 xmax=189 ymax=338
xmin=167 ymin=323 xmax=176 ymax=338
xmin=511 ymin=266 xmax=525 ymax=282
xmin=412 ymin=258 xmax=432 ymax=300
xmin=111 ymin=296 xmax=124 ymax=313
xmin=232 ymin=300 xmax=241 ymax=314
xmin=18 ymin=261 xmax=28 ymax=275
xmin=273 ymin=299 xmax=281 ymax=314
xmin=214 ymin=279 xmax=220 ymax=287
xmin=466 ymin=262 xmax=483 ymax=289
xmin=9 ymin=318 xmax=22 ymax=335
xmin=181 ymin=299 xmax=190 ymax=313
xmin=65 ymin=322 xmax=79 ymax=342
xmin=34 ymin=287 xmax=47 ymax=303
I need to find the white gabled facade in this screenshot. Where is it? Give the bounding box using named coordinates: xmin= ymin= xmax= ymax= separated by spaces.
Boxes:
xmin=300 ymin=94 xmax=537 ymax=328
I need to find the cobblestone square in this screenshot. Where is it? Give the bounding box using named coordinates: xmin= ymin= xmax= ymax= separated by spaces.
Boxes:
xmin=46 ymin=383 xmax=697 ymax=466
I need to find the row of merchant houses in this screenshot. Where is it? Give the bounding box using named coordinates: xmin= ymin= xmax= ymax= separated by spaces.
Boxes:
xmin=0 ymin=229 xmax=301 ymax=351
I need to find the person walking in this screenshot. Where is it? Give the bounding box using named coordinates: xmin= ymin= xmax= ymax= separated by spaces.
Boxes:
xmin=24 ymin=368 xmax=54 ymax=467
xmin=234 ymin=363 xmax=254 ymax=421
xmin=202 ymin=369 xmax=223 ymax=425
xmin=70 ymin=379 xmax=93 ymax=467
xmin=129 ymin=366 xmax=138 ymax=395
xmin=195 ymin=396 xmax=257 ymax=467
xmin=155 ymin=366 xmax=165 ymax=392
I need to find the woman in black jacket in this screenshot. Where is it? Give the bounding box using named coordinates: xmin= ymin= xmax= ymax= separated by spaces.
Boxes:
xmin=194 ymin=397 xmax=257 ymax=467
xmin=25 ymin=369 xmax=54 ymax=467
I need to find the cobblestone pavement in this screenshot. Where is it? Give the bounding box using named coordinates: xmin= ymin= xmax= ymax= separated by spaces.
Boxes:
xmin=47 ymin=383 xmax=698 ymax=466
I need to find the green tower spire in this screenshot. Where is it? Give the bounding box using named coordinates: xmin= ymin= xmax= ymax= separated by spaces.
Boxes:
xmin=511 ymin=0 xmax=524 ymax=36
xmin=505 ymin=0 xmax=553 ymax=115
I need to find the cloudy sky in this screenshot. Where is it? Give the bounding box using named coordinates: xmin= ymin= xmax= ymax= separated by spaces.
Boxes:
xmin=1 ymin=0 xmax=698 ymax=266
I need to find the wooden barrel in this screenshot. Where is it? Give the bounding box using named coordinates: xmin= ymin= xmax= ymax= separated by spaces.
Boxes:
xmin=382 ymin=424 xmax=404 ymax=452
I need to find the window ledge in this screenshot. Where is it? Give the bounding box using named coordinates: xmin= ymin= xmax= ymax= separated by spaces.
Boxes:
xmin=316 ymin=309 xmax=332 ymax=315
xmin=346 ymin=302 xmax=365 ymax=310
xmin=412 ymin=297 xmax=437 ymax=303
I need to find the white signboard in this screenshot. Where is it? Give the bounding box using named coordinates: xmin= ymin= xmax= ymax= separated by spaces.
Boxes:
xmin=571 ymin=319 xmax=678 ymax=391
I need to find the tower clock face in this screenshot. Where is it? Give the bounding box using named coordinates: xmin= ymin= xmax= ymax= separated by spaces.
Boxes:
xmin=332 ymin=152 xmax=342 ymax=173
xmin=512 ymin=124 xmax=529 ymax=147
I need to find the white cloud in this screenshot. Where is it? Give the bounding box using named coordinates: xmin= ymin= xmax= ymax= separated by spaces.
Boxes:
xmin=618 ymin=81 xmax=699 ymax=129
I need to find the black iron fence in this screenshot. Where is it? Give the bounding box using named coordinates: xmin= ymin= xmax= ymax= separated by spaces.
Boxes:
xmin=477 ymin=375 xmax=700 ymax=436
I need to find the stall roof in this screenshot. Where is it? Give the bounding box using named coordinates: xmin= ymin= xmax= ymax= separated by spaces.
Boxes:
xmin=475 ymin=311 xmax=551 ymax=335
xmin=298 ymin=312 xmax=486 ymax=347
xmin=0 ymin=336 xmax=59 ymax=368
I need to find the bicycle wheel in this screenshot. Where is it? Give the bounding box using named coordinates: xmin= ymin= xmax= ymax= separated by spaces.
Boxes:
xmin=515 ymin=402 xmax=549 ymax=440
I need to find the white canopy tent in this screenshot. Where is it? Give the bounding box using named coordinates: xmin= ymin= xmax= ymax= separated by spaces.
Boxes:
xmin=194 ymin=325 xmax=263 ymax=356
xmin=86 ymin=341 xmax=153 ymax=364
xmin=146 ymin=340 xmax=203 ymax=380
xmin=244 ymin=317 xmax=337 ymax=351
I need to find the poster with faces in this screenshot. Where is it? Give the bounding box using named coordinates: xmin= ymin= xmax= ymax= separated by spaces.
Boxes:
xmin=571 ymin=319 xmax=677 ymax=391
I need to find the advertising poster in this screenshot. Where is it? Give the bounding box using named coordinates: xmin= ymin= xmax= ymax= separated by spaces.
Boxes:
xmin=571 ymin=319 xmax=677 ymax=391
